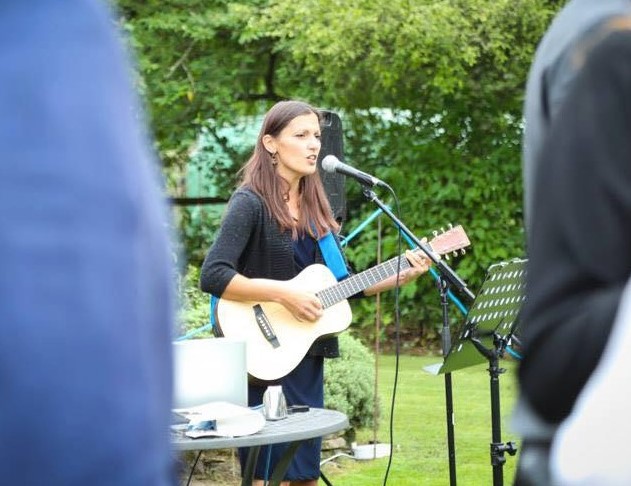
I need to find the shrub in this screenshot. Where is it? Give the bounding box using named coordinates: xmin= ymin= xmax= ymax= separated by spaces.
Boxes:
xmin=176 ymin=264 xmax=214 ymax=339
xmin=324 ymin=332 xmax=380 ymax=440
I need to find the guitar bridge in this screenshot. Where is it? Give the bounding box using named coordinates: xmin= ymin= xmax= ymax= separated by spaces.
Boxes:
xmin=253 ymin=304 xmax=280 ymax=348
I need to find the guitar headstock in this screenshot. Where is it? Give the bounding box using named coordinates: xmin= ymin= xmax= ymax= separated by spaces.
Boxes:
xmin=427 ymin=224 xmax=471 ymax=258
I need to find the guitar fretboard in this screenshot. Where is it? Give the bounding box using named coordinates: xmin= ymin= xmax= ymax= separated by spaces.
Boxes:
xmin=316 ymin=254 xmax=412 ymax=308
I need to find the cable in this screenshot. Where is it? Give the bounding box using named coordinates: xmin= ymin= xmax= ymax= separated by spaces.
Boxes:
xmin=186 ymin=451 xmax=202 ymax=486
xmin=175 ymin=322 xmax=214 ymax=341
xmin=505 ymin=346 xmax=523 ymax=360
xmin=382 ymin=185 xmax=402 ymax=486
xmin=263 ymin=445 xmax=272 ymax=486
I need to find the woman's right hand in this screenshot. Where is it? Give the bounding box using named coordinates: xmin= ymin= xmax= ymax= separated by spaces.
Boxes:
xmin=221 ymin=274 xmax=324 ymax=322
xmin=276 ymin=284 xmax=323 ymax=322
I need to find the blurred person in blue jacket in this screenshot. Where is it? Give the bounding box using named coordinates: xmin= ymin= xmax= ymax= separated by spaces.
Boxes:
xmin=0 ymin=1 xmax=176 ymax=484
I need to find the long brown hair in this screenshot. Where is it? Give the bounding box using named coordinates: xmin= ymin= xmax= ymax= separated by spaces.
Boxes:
xmin=239 ymin=100 xmax=340 ymax=239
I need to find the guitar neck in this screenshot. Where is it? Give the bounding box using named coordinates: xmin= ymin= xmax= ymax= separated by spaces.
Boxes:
xmin=315 ymin=225 xmax=470 ymax=309
xmin=316 ymin=253 xmax=412 ymax=309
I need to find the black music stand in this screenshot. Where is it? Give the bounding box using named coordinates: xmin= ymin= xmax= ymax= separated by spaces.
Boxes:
xmin=425 ymin=258 xmax=526 ymax=486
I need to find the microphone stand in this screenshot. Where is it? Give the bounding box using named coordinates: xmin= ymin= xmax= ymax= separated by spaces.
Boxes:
xmin=360 ymin=186 xmax=474 ymax=302
xmin=361 ymin=186 xmax=475 ymax=486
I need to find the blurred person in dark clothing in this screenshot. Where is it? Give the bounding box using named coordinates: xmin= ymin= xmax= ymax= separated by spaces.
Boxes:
xmin=515 ymin=11 xmax=631 ymax=485
xmin=516 ymin=1 xmax=631 ymax=484
xmin=521 ymin=0 xmax=631 ymax=229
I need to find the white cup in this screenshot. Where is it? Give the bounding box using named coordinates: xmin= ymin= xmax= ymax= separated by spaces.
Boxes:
xmin=263 ymin=385 xmax=287 ymax=420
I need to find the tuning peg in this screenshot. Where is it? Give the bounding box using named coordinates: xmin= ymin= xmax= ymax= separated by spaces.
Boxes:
xmin=433 ymin=230 xmax=438 ymax=237
xmin=440 ymin=227 xmax=445 ymax=233
xmin=460 ymin=249 xmax=466 ymax=256
xmin=452 ymin=250 xmax=459 ymax=258
xmin=444 ymin=253 xmax=450 ymax=261
xmin=448 ymin=222 xmax=453 ymax=229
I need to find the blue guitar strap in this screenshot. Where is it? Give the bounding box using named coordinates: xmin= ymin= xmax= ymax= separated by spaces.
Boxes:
xmin=209 ymin=294 xmax=219 ymax=331
xmin=317 ymin=230 xmax=349 ymax=281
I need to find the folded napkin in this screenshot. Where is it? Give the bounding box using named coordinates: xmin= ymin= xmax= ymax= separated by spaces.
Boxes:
xmin=174 ymin=401 xmax=265 ymax=439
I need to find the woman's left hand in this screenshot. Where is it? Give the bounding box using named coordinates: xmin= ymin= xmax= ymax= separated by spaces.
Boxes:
xmin=363 ymin=241 xmax=436 ymax=296
xmin=400 ymin=248 xmax=433 ymax=284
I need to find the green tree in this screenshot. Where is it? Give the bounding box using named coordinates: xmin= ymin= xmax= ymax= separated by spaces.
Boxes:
xmin=116 ymin=0 xmax=558 ymax=170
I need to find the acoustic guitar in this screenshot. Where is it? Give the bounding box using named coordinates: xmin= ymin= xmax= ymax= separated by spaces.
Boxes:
xmin=215 ymin=225 xmax=471 ymax=381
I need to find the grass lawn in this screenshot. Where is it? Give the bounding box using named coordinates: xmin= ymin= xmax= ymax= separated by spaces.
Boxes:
xmin=322 ymin=353 xmax=521 ymax=485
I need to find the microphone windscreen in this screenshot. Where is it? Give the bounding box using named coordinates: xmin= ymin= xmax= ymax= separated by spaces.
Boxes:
xmin=321 ymin=154 xmax=339 ymax=173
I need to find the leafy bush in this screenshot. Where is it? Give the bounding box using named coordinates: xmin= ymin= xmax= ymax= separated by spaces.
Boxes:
xmin=324 ymin=332 xmax=380 ymax=440
xmin=176 ymin=264 xmax=213 ymax=339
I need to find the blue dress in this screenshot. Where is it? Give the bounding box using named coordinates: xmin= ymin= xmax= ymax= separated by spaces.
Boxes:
xmin=239 ymin=234 xmax=324 ymax=481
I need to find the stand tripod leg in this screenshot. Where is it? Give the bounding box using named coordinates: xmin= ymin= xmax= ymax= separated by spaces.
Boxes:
xmin=490 ymin=361 xmax=505 ymax=486
xmin=444 ymin=372 xmax=457 ymax=485
xmin=439 ymin=276 xmax=457 ymax=486
xmin=488 ymin=357 xmax=517 ymax=486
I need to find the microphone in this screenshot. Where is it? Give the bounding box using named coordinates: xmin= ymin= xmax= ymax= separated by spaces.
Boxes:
xmin=321 ymin=155 xmax=387 ymax=188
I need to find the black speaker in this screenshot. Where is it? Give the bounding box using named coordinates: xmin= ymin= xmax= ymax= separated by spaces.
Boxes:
xmin=318 ymin=110 xmax=347 ymax=224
